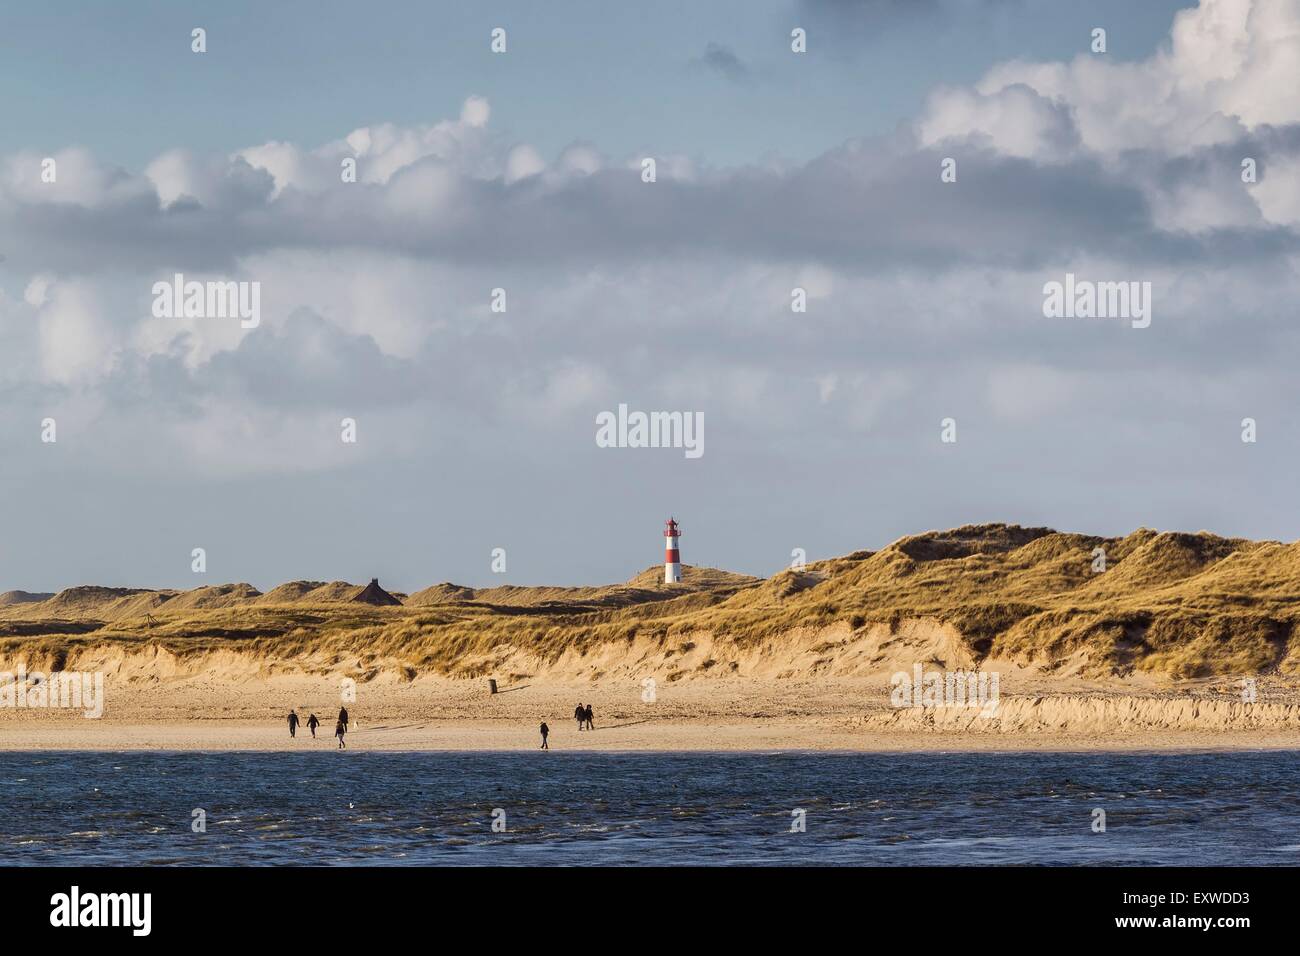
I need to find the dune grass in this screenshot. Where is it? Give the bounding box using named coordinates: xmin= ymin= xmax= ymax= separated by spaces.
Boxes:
xmin=3 ymin=525 xmax=1300 ymax=679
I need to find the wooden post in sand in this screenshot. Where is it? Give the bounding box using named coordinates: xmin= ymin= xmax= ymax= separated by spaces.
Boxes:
xmin=488 ymin=678 xmax=498 ymax=695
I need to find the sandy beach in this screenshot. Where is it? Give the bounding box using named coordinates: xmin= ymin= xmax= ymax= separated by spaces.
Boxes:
xmin=6 ymin=721 xmax=1300 ymax=753
xmin=4 ymin=674 xmax=1300 ymax=752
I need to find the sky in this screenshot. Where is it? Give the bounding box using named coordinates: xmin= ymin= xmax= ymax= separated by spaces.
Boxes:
xmin=3 ymin=0 xmax=1299 ymax=592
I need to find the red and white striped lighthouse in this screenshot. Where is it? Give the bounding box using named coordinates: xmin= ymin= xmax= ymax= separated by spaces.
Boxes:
xmin=664 ymin=517 xmax=682 ymax=583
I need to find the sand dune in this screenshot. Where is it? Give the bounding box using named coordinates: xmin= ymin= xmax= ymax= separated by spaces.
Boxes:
xmin=4 ymin=524 xmax=1300 ymax=749
xmin=0 ymin=590 xmax=54 ymax=606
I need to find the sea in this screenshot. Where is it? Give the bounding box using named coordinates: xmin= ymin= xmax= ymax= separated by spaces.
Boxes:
xmin=2 ymin=750 xmax=1297 ymax=865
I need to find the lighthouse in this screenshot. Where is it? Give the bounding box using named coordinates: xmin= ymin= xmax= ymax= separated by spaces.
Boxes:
xmin=664 ymin=518 xmax=682 ymax=583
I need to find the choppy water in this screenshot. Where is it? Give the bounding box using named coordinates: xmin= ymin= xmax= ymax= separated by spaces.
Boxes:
xmin=1 ymin=750 xmax=1298 ymax=865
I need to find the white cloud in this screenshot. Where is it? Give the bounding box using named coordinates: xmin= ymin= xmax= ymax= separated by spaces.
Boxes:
xmin=146 ymin=149 xmax=221 ymax=206
xmin=918 ymin=83 xmax=1080 ymax=161
xmin=1252 ymin=153 xmax=1300 ymax=227
xmin=37 ymin=280 xmax=117 ymax=384
xmin=24 ymin=274 xmax=53 ymax=307
xmin=460 ymin=95 xmax=491 ymax=128
xmin=3 ymin=147 xmax=147 ymax=207
xmin=929 ymin=0 xmax=1300 ymax=161
xmin=227 ymin=95 xmax=496 ymax=198
xmin=554 ymin=143 xmax=603 ymax=178
xmin=505 ymin=144 xmax=545 ymax=184
xmin=1 ymin=0 xmax=1299 ymax=493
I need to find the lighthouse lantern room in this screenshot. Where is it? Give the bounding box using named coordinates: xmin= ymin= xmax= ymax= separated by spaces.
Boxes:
xmin=664 ymin=518 xmax=682 ymax=583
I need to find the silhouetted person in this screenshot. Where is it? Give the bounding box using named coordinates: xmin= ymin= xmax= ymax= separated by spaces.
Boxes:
xmin=288 ymin=710 xmax=300 ymax=738
xmin=307 ymin=713 xmax=320 ymax=738
xmin=338 ymin=706 xmax=349 ymax=734
xmin=584 ymin=704 xmax=594 ymax=731
xmin=574 ymin=703 xmax=585 ymax=731
xmin=539 ymin=721 xmax=549 ymax=750
xmin=335 ymin=719 xmax=347 ymax=749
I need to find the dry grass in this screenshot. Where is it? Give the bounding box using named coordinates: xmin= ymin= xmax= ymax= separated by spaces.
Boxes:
xmin=4 ymin=526 xmax=1300 ymax=680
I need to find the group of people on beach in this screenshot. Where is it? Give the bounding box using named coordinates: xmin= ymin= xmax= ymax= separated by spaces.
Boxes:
xmin=288 ymin=703 xmax=586 ymax=751
xmin=538 ymin=703 xmax=596 ymax=749
xmin=287 ymin=707 xmax=350 ymax=748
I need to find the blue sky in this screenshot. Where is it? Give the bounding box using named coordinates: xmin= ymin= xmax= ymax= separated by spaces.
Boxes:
xmin=4 ymin=0 xmax=1300 ymax=593
xmin=3 ymin=1 xmax=1192 ymax=169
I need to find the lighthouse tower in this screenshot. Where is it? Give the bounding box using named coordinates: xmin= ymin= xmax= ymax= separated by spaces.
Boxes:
xmin=664 ymin=518 xmax=682 ymax=583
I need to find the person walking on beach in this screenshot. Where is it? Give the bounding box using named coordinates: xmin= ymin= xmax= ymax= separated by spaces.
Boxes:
xmin=574 ymin=703 xmax=586 ymax=731
xmin=288 ymin=710 xmax=300 ymax=738
xmin=338 ymin=706 xmax=349 ymax=734
xmin=307 ymin=713 xmax=320 ymax=738
xmin=335 ymin=719 xmax=347 ymax=749
xmin=539 ymin=721 xmax=549 ymax=750
xmin=584 ymin=704 xmax=594 ymax=731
